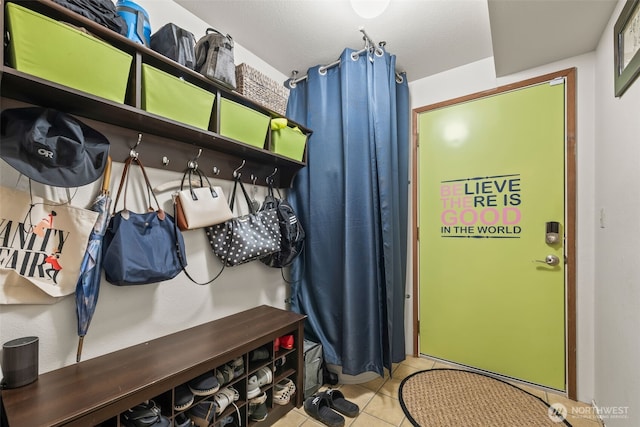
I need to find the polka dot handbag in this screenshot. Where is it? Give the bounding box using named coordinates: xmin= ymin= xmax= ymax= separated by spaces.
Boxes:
xmin=209 ymin=177 xmax=281 ymax=266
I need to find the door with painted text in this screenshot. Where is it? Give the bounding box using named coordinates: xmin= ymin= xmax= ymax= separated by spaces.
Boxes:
xmin=417 ymin=78 xmax=568 ymax=391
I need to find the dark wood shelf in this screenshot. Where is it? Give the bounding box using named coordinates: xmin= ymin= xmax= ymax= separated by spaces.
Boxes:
xmin=1 ymin=0 xmax=310 ymax=188
xmin=1 ymin=67 xmax=305 ymax=186
xmin=1 ymin=305 xmax=306 ymax=427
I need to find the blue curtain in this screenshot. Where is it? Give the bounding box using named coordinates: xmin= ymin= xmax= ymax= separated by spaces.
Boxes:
xmin=287 ymin=48 xmax=409 ymax=377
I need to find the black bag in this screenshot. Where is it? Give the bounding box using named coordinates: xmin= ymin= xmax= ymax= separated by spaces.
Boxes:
xmin=303 ymin=340 xmax=323 ymax=399
xmin=50 ymin=0 xmax=128 ymax=36
xmin=260 ymin=183 xmax=305 ymax=268
xmin=194 ymin=28 xmax=236 ymax=89
xmin=209 ymin=177 xmax=281 ymax=267
xmin=150 ymin=23 xmax=197 ymax=70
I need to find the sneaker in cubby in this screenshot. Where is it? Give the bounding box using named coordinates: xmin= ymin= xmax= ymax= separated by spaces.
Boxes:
xmin=248 ymin=392 xmax=268 ymax=422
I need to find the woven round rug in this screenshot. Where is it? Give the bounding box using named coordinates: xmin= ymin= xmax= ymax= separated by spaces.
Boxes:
xmin=399 ymin=369 xmax=572 ymax=426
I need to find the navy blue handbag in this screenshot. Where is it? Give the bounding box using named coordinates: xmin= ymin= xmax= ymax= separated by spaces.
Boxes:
xmin=103 ymin=156 xmax=186 ymax=285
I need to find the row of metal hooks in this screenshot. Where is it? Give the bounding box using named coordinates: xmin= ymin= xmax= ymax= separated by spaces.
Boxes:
xmin=128 ymin=134 xmax=278 ymax=185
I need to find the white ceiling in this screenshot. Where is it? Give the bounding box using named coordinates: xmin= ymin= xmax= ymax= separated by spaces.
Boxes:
xmin=174 ymin=0 xmax=619 ymax=83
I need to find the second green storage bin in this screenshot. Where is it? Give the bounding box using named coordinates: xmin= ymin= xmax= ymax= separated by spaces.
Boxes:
xmin=219 ymin=98 xmax=270 ymax=149
xmin=142 ymin=64 xmax=215 ymax=130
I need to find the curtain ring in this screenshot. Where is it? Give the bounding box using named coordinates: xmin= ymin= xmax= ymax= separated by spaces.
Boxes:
xmin=374 ymin=47 xmax=384 ymax=57
xmin=318 ymin=66 xmax=327 ymax=76
xmin=396 ymin=73 xmax=404 ymax=84
xmin=350 ymin=52 xmax=359 ymax=61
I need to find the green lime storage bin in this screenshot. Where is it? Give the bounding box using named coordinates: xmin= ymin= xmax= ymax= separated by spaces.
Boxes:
xmin=219 ymin=98 xmax=270 ymax=148
xmin=141 ymin=64 xmax=215 ymax=130
xmin=271 ymin=126 xmax=308 ymax=161
xmin=5 ymin=3 xmax=132 ymax=104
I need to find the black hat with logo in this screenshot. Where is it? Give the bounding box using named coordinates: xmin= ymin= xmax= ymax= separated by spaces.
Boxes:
xmin=1 ymin=107 xmax=110 ymax=187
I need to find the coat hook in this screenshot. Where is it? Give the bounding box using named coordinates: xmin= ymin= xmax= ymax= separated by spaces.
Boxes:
xmin=251 ymin=174 xmax=258 ymax=185
xmin=187 ymin=148 xmax=202 ymax=170
xmin=266 ymin=167 xmax=278 ymax=184
xmin=233 ymin=160 xmax=245 ymax=178
xmin=212 ymin=166 xmax=220 ymax=176
xmin=162 ymin=156 xmax=170 ymax=166
xmin=129 ymin=133 xmax=142 ymax=159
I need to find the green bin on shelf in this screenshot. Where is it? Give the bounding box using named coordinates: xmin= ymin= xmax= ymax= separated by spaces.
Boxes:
xmin=5 ymin=2 xmax=132 ymax=104
xmin=219 ymin=98 xmax=270 ymax=149
xmin=141 ymin=64 xmax=215 ymax=130
xmin=271 ymin=126 xmax=307 ymax=161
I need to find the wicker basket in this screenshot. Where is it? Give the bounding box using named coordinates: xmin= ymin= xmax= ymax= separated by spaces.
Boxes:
xmin=235 ymin=63 xmax=289 ymax=115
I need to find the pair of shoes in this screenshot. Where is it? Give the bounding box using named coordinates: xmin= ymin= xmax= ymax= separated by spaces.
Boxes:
xmin=174 ymin=413 xmax=193 ymax=427
xmin=215 ymin=357 xmax=244 ymax=386
xmin=188 ymin=371 xmax=220 ymax=396
xmin=256 ymin=366 xmax=273 ymax=386
xmin=250 ymin=346 xmax=270 ymax=362
xmin=213 ymin=386 xmax=239 ymax=415
xmin=280 ymin=377 xmax=296 ymax=394
xmin=322 ymin=389 xmax=359 ymax=417
xmin=248 ymin=392 xmax=268 ymax=422
xmin=247 ymin=366 xmax=273 ymax=399
xmin=274 ymin=355 xmax=286 ymax=372
xmin=273 ymin=378 xmax=295 ymax=405
xmin=215 ymin=415 xmax=235 ymax=427
xmin=187 ymin=400 xmax=216 ymax=427
xmin=174 ymin=384 xmax=195 ymax=411
xmin=279 ymin=334 xmax=294 ymax=350
xmin=303 ymin=390 xmax=359 ymax=427
xmin=121 ymin=400 xmax=163 ymax=427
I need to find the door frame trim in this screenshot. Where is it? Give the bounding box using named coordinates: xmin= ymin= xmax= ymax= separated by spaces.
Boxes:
xmin=411 ymin=68 xmax=577 ymax=399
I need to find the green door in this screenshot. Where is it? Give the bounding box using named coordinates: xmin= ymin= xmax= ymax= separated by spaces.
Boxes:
xmin=418 ymin=80 xmax=566 ymax=390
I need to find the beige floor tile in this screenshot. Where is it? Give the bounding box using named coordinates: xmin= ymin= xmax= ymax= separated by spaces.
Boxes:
xmin=335 ymin=384 xmax=377 ymax=412
xmin=564 ymin=414 xmax=603 ymax=427
xmin=399 ymin=416 xmax=413 ymax=427
xmin=360 ymin=373 xmax=387 ymax=393
xmin=271 ymin=407 xmax=309 ymax=427
xmin=362 ymin=393 xmax=405 ymax=426
xmin=400 ymin=356 xmax=435 ymax=371
xmin=390 ymin=362 xmax=401 ymax=375
xmin=377 ymin=364 xmax=421 ymax=399
xmin=349 ymin=411 xmax=397 ymax=427
xmin=301 ymin=418 xmax=330 ymax=427
xmin=546 ymin=392 xmax=603 ymax=423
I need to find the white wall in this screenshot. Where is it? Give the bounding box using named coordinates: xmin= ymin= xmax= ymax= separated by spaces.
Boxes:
xmin=408 ymin=54 xmax=598 ymax=403
xmin=593 ymin=0 xmax=640 ymax=425
xmin=0 ymin=0 xmax=290 ymax=374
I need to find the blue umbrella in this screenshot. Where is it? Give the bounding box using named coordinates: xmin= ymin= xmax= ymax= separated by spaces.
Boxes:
xmin=75 ymin=157 xmax=112 ymax=362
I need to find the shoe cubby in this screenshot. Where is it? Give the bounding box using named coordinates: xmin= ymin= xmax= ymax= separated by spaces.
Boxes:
xmin=1 ymin=305 xmax=306 ymax=427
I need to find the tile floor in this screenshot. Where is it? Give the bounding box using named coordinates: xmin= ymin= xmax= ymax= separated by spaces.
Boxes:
xmin=272 ymin=356 xmax=603 ymax=427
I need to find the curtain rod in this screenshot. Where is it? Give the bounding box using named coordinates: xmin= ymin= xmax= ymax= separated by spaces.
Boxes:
xmin=287 ymin=28 xmax=404 ymax=88
xmin=287 ymin=49 xmax=405 ymax=88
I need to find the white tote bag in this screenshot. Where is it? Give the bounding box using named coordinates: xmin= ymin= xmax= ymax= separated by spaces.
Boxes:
xmin=0 ymin=186 xmax=98 ymax=304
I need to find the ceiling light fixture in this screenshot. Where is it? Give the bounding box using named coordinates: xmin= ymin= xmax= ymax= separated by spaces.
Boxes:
xmin=350 ymin=0 xmax=391 ymax=19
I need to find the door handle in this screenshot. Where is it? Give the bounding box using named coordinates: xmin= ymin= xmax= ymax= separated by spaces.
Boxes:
xmin=534 ymin=255 xmax=560 ymax=266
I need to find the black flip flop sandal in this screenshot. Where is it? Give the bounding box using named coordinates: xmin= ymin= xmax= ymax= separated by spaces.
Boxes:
xmin=304 ymin=394 xmax=345 ymax=427
xmin=323 ymin=389 xmax=360 ymax=418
